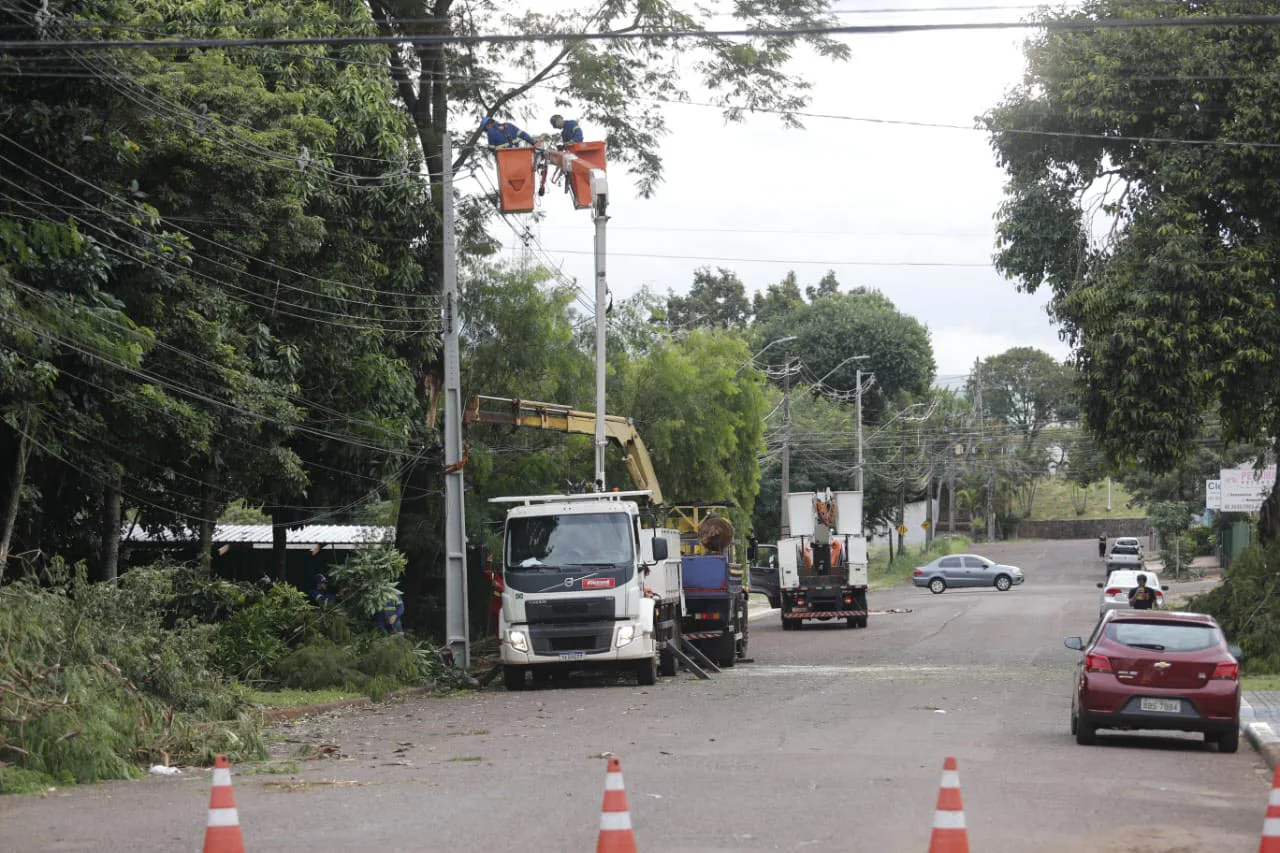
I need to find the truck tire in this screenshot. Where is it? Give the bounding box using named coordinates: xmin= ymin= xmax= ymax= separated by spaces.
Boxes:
xmin=718 ymin=632 xmax=736 ymax=668
xmin=636 ymin=656 xmax=658 ymax=686
xmin=503 ymin=665 xmax=526 ymax=691
xmin=659 ymin=645 xmax=677 ymax=677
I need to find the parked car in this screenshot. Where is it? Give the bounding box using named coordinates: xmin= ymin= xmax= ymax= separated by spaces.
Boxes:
xmin=1106 ymin=543 xmax=1142 ymax=573
xmin=1097 ymin=570 xmax=1169 ymax=617
xmin=1114 ymin=536 xmax=1144 ymax=554
xmin=1064 ymin=609 xmax=1242 ymax=751
xmin=912 ymin=554 xmax=1024 ymax=594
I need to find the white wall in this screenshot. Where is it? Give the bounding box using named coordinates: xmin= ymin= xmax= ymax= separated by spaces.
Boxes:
xmin=869 ymin=499 xmax=939 ymax=550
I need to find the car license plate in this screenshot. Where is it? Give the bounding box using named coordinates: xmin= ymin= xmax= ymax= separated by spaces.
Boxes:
xmin=1140 ymin=697 xmax=1181 ymax=713
xmin=558 ymin=652 xmax=585 ymax=661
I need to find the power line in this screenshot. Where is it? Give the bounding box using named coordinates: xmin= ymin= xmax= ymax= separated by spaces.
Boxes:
xmin=13 ymin=14 xmax=1280 ymax=53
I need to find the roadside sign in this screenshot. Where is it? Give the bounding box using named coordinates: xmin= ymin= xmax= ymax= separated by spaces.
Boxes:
xmin=896 ymin=524 xmax=907 ymax=536
xmin=1206 ymin=479 xmax=1221 ymax=510
xmin=1220 ymin=465 xmax=1276 ymax=512
xmin=922 ymin=520 xmax=932 ymax=529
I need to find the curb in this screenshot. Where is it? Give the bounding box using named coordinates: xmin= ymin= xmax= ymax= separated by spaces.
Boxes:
xmin=251 ymin=686 xmax=435 ymax=723
xmin=1241 ymin=698 xmax=1280 ymax=770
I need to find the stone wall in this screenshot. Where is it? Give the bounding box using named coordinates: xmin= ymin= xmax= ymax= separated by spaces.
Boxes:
xmin=1014 ymin=517 xmax=1152 ymax=540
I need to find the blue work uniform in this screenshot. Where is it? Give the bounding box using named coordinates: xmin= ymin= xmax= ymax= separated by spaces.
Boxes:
xmin=485 ymin=122 xmax=535 ymax=147
xmin=376 ymin=594 xmax=405 ymax=633
xmin=559 ymin=119 xmax=584 ymax=144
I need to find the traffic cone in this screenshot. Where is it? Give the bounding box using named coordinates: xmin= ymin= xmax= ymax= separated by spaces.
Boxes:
xmin=1260 ymin=763 xmax=1280 ymax=853
xmin=928 ymin=756 xmax=969 ymax=853
xmin=203 ymin=754 xmax=245 ymax=853
xmin=596 ymin=756 xmax=637 ymax=853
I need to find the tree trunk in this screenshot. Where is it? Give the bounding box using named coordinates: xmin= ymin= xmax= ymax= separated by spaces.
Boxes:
xmin=0 ymin=425 xmax=31 ymax=582
xmin=947 ymin=474 xmax=956 ymax=534
xmin=271 ymin=507 xmax=288 ymax=582
xmin=100 ymin=480 xmax=122 ymax=584
xmin=1259 ymin=454 xmax=1280 ymax=547
xmin=198 ymin=485 xmax=216 ymax=577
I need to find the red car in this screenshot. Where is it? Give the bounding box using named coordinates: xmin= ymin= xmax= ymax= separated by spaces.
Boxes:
xmin=1064 ymin=609 xmax=1243 ymax=752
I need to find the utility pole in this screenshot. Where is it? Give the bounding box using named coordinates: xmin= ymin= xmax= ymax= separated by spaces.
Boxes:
xmin=855 ymin=368 xmax=864 ymax=493
xmin=591 ymin=171 xmax=609 ymax=491
xmin=897 ymin=438 xmax=906 ymax=556
xmin=441 ymin=134 xmax=470 ymax=668
xmin=975 ymin=358 xmax=993 ymax=543
xmin=780 ymin=350 xmax=793 ymax=537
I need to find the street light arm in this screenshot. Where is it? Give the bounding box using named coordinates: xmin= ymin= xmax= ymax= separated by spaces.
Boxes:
xmin=736 ymin=334 xmax=798 ymax=376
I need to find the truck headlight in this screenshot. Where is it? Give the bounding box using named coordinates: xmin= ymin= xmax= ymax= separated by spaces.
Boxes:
xmin=616 ymin=625 xmax=636 ymax=648
xmin=507 ymin=630 xmax=529 ymax=653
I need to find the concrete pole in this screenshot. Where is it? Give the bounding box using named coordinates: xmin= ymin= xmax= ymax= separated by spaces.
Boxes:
xmin=441 ymin=134 xmax=470 ymax=667
xmin=780 ymin=351 xmax=792 ymax=537
xmin=856 ymin=368 xmax=864 ymax=494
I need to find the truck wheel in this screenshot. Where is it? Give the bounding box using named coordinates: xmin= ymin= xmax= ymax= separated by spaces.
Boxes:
xmin=718 ymin=633 xmax=737 ymax=668
xmin=781 ymin=614 xmax=796 ymax=630
xmin=659 ymin=645 xmax=677 ymax=677
xmin=503 ymin=665 xmax=526 ymax=691
xmin=636 ymin=656 xmax=658 ymax=686
xmin=846 ymin=616 xmax=858 ymax=629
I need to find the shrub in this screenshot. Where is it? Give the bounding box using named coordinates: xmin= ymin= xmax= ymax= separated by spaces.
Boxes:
xmin=213 ymin=583 xmax=317 ymax=683
xmin=0 ymin=562 xmax=264 ymax=787
xmin=356 ymin=635 xmax=418 ymax=683
xmin=273 ymin=641 xmax=362 ymax=691
xmin=1189 ymin=544 xmax=1280 ymax=673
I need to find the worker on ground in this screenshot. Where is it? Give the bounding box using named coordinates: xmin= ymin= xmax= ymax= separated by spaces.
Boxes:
xmin=1098 ymin=531 xmax=1107 ymax=559
xmin=308 ymin=573 xmax=334 ymax=606
xmin=1128 ymin=574 xmax=1159 ymax=610
xmin=376 ymin=592 xmax=406 ymax=634
xmin=481 ymin=116 xmax=535 ymax=148
xmin=550 ymin=114 xmax=584 ymax=144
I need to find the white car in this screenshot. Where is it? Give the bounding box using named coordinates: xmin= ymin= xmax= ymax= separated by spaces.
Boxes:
xmin=1096 ymin=569 xmax=1168 ymax=617
xmin=1113 ymin=536 xmax=1144 ymax=554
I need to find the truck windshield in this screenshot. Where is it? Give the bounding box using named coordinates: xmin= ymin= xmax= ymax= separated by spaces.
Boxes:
xmin=504 ymin=512 xmax=635 ymax=593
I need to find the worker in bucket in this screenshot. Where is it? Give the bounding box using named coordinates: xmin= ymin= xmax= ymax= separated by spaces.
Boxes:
xmin=481 ymin=116 xmax=535 ymax=148
xmin=550 ymin=114 xmax=584 ymax=144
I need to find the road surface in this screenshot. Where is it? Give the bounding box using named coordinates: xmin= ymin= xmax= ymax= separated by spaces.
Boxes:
xmin=1 ymin=539 xmax=1270 ymax=852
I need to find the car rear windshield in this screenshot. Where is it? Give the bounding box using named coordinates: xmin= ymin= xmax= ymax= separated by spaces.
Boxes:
xmin=1112 ymin=545 xmax=1139 ymax=555
xmin=1104 ymin=621 xmax=1222 ymax=652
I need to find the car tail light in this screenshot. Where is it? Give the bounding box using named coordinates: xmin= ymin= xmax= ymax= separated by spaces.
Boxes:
xmin=1085 ymin=653 xmax=1113 ymax=673
xmin=1212 ymin=661 xmax=1239 ymax=680
xmin=913 ymin=569 xmax=923 ymax=576
xmin=1104 ymin=587 xmax=1122 ymax=596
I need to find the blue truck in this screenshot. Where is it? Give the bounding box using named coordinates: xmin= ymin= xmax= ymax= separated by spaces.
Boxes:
xmin=680 ymin=553 xmax=749 ymax=667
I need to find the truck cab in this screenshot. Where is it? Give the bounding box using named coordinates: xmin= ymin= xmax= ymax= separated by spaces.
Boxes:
xmin=493 ymin=491 xmax=683 ymax=690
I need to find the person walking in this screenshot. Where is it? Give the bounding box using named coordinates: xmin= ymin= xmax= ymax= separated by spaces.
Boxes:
xmin=1097 ymin=531 xmax=1107 ymax=559
xmin=1128 ymin=574 xmax=1159 ymax=610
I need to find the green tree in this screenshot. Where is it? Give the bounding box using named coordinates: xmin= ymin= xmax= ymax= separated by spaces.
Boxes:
xmin=752 ymin=271 xmax=806 ymax=326
xmin=753 ymin=288 xmax=935 ymax=418
xmin=968 ymin=347 xmax=1075 ymax=447
xmin=985 ymin=0 xmax=1280 ymax=541
xmin=664 ymin=267 xmax=751 ymax=331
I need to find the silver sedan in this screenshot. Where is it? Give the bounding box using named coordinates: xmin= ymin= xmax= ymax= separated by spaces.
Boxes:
xmin=912 ymin=553 xmax=1025 ymax=594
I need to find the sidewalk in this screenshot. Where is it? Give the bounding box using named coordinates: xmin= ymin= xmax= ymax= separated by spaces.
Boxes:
xmin=1242 ymin=694 xmax=1280 ymax=768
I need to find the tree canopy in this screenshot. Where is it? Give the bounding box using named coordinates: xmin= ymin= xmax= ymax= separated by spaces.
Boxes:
xmin=985 ymin=0 xmax=1280 ymax=538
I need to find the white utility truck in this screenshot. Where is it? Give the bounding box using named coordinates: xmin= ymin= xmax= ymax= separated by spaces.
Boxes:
xmin=493 ymin=490 xmax=684 ymax=689
xmin=777 ymin=489 xmax=869 ymax=629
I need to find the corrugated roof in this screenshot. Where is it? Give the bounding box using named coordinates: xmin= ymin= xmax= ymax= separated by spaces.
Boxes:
xmin=125 ymin=524 xmax=394 ymax=546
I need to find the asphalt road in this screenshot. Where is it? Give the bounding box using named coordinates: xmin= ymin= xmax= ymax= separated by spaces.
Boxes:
xmin=2 ymin=539 xmax=1271 ymax=852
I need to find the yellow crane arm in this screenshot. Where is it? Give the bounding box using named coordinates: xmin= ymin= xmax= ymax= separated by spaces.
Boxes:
xmin=464 ymin=395 xmax=664 ymax=505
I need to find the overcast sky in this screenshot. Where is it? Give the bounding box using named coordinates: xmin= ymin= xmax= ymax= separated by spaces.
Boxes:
xmin=472 ymin=1 xmax=1070 ymax=384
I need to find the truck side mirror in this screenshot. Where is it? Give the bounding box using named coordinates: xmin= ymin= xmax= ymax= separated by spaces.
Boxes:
xmin=651 ymin=537 xmax=668 ymax=561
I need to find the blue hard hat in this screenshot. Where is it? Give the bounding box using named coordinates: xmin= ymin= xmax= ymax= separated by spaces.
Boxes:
xmin=481 ymin=115 xmax=495 ymax=126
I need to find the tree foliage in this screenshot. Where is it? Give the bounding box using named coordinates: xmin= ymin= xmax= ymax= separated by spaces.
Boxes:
xmin=985 ymin=0 xmax=1280 ymax=539
xmin=968 ymin=347 xmax=1076 ymax=447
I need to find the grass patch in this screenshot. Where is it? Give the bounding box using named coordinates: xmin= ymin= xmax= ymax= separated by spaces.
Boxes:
xmin=1242 ymin=675 xmax=1280 ymax=692
xmin=869 ymin=536 xmax=971 ymax=590
xmin=245 ymin=688 xmax=361 ymax=708
xmin=1027 ymin=477 xmax=1145 ymax=521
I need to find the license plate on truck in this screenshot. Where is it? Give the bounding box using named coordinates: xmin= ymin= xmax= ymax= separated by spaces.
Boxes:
xmin=559 ymin=652 xmax=585 ymax=661
xmin=1139 ymin=697 xmax=1181 ymax=713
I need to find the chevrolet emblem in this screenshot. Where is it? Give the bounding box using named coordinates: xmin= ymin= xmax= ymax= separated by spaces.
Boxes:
xmin=1154 ymin=662 xmax=1172 ymax=670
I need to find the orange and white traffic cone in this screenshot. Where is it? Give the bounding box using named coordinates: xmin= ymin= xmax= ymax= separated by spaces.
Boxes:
xmin=203 ymin=754 xmax=245 ymax=853
xmin=1260 ymin=763 xmax=1280 ymax=853
xmin=596 ymin=756 xmax=637 ymax=853
xmin=928 ymin=756 xmax=969 ymax=853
